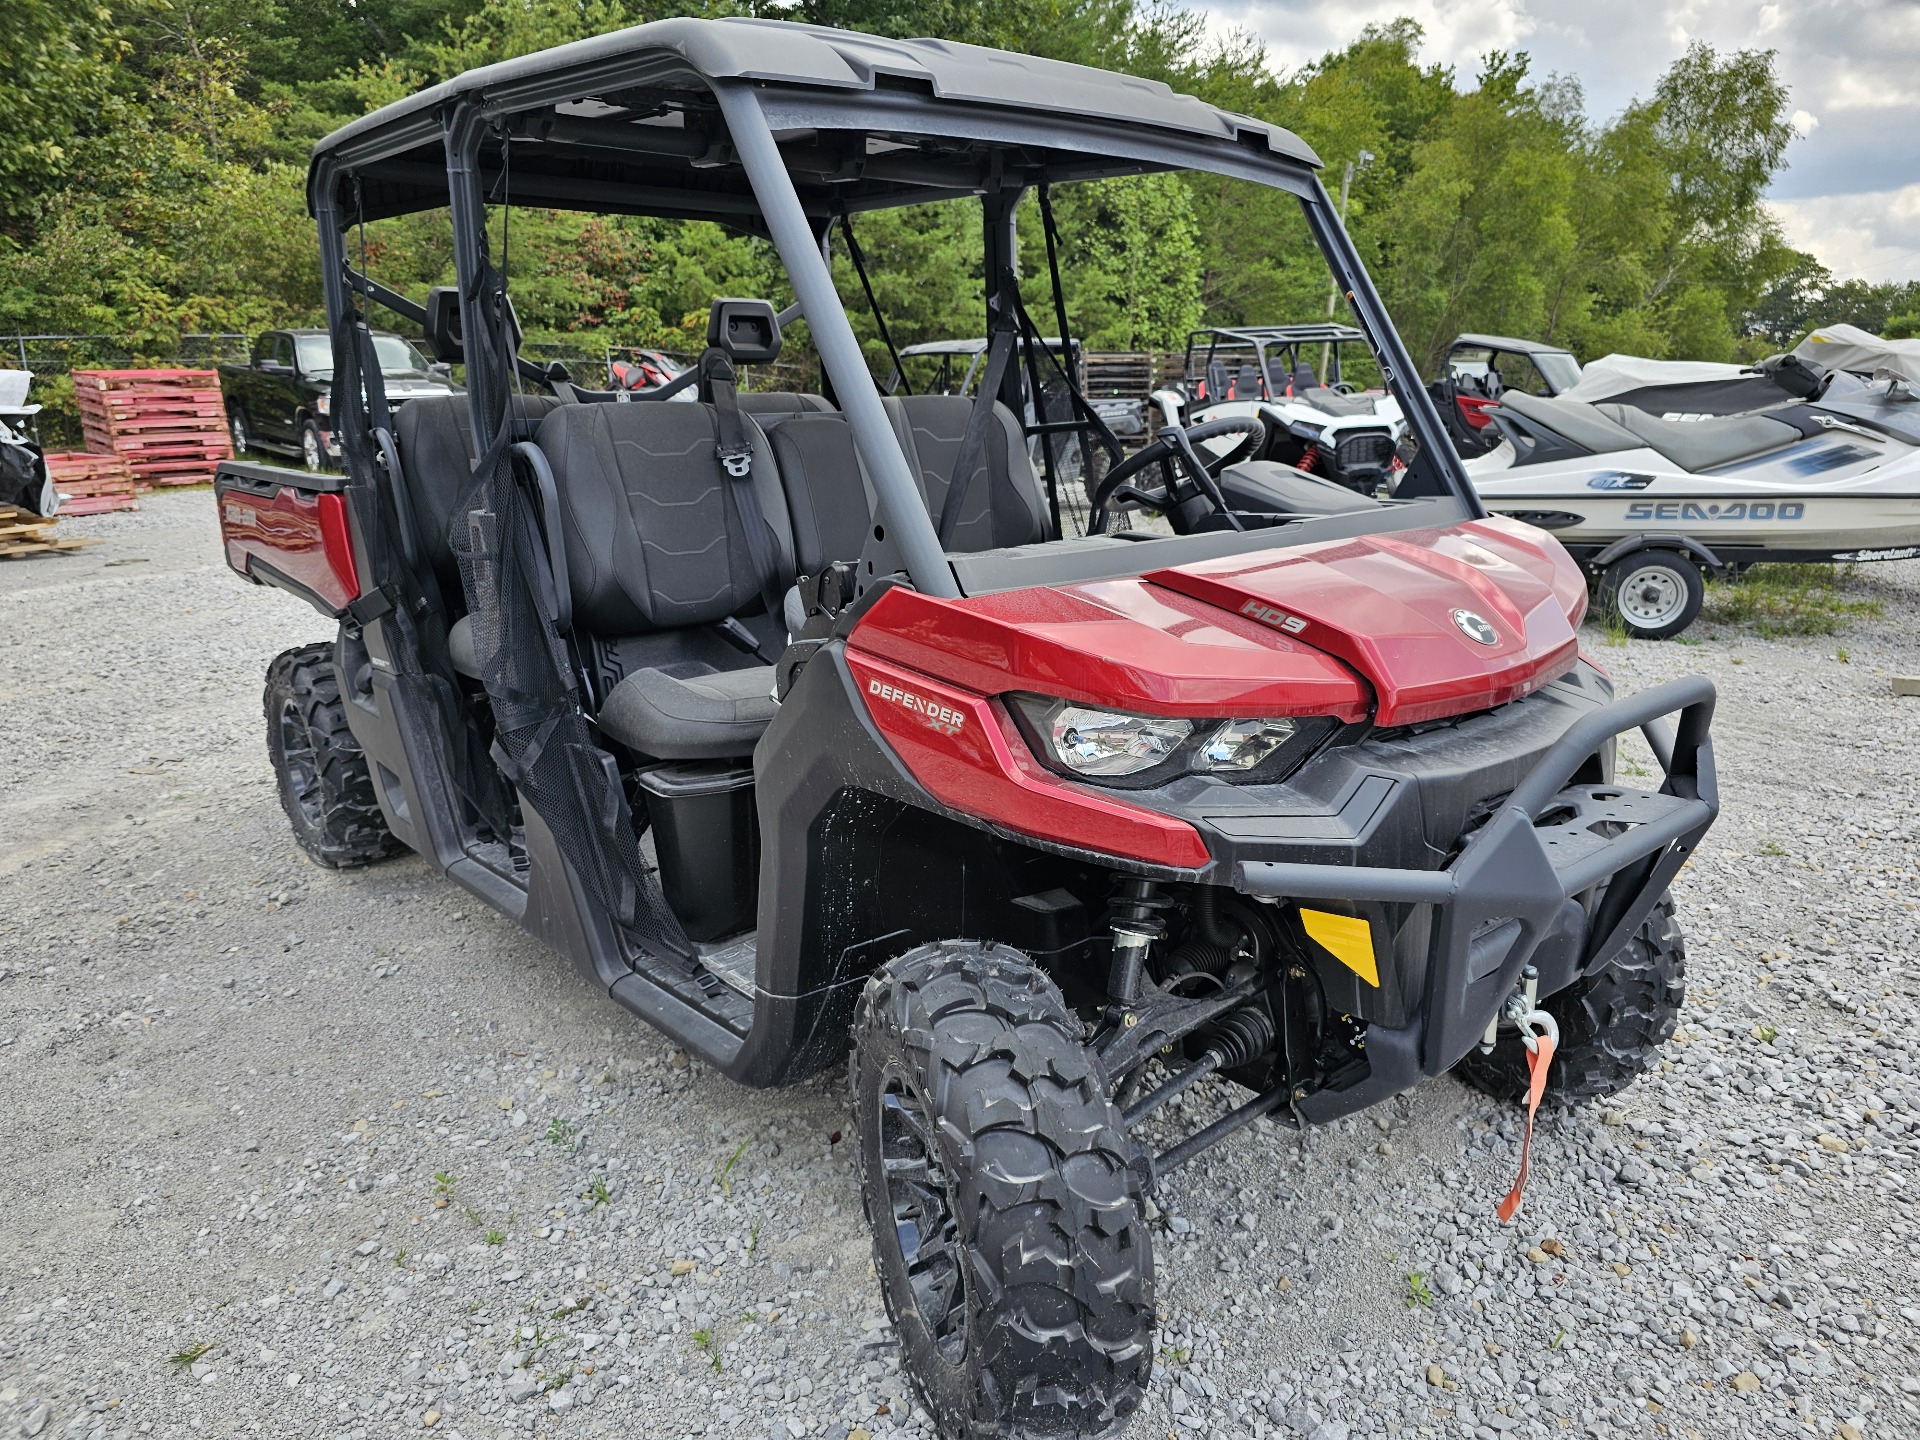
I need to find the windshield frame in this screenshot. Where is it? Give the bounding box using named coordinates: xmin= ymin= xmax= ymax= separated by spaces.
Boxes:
xmin=312 ymin=61 xmax=1481 ymax=603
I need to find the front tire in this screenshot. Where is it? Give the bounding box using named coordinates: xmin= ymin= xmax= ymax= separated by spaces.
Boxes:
xmin=851 ymin=941 xmax=1154 ymax=1440
xmin=265 ymin=642 xmax=401 ymax=869
xmin=1597 ymin=550 xmax=1704 ymax=640
xmin=229 ymin=408 xmax=252 ymax=456
xmin=1454 ymin=895 xmax=1686 ymax=1107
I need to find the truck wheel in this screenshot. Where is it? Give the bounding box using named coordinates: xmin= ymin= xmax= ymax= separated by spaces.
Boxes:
xmin=300 ymin=421 xmax=329 ymax=473
xmin=1596 ymin=550 xmax=1703 ymax=640
xmin=1454 ymin=895 xmax=1685 ymax=1107
xmin=851 ymin=941 xmax=1153 ymax=1439
xmin=265 ymin=642 xmax=401 ymax=869
xmin=229 ymin=408 xmax=252 ymax=456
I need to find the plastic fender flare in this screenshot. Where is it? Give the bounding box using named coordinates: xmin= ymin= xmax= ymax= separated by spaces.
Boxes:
xmin=1586 ymin=531 xmax=1726 ymax=576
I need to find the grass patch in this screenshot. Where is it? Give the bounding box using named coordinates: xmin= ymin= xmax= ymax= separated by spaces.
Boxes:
xmin=1702 ymin=564 xmax=1884 ymax=637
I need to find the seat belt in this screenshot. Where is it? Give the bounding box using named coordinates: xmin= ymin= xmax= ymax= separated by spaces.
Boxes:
xmin=702 ymin=348 xmax=788 ymax=662
xmin=936 ymin=326 xmax=1017 ymax=547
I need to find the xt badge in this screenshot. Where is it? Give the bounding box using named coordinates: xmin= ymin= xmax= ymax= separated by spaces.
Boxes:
xmin=1239 ymin=599 xmax=1308 ymax=634
xmin=1452 ymin=609 xmax=1499 ymax=645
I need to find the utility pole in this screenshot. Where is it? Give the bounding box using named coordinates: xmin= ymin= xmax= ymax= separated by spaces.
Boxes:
xmin=1322 ymin=150 xmax=1374 ymax=382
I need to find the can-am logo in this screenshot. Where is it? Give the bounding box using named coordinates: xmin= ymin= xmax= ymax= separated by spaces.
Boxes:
xmin=1239 ymin=599 xmax=1308 ymax=634
xmin=1452 ymin=609 xmax=1499 ymax=646
xmin=867 ymin=678 xmax=966 ymax=736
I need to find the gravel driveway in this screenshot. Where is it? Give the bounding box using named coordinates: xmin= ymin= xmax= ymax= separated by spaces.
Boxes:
xmin=2 ymin=491 xmax=1916 ymax=1440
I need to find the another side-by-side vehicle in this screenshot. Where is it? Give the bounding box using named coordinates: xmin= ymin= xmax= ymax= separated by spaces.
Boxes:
xmin=215 ymin=21 xmax=1718 ymax=1437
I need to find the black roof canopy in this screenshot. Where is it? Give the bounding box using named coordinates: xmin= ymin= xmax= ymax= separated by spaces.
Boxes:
xmin=309 ymin=17 xmax=1322 ymax=226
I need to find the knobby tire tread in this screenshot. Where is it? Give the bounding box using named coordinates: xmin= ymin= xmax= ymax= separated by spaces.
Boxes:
xmin=265 ymin=641 xmax=402 ymax=869
xmin=853 ymin=941 xmax=1153 ymax=1440
xmin=1454 ymin=895 xmax=1685 ymax=1107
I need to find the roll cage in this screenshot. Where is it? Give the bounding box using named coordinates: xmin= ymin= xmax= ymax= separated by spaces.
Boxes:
xmin=306 ymin=17 xmax=1481 ymax=610
xmin=1180 ymin=323 xmax=1377 ymax=399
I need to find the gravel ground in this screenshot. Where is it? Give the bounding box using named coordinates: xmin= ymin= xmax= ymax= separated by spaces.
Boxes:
xmin=2 ymin=489 xmax=1917 ymax=1440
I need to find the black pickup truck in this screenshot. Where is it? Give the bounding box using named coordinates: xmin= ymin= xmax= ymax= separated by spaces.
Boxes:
xmin=219 ymin=329 xmax=461 ymax=471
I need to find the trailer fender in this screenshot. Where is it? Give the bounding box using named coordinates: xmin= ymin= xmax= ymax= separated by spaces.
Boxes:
xmin=1586 ymin=531 xmax=1727 ymax=576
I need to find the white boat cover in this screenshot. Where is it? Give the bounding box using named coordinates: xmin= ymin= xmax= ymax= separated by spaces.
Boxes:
xmin=1793 ymin=324 xmax=1920 ymax=387
xmin=1558 ymin=354 xmax=1748 ymax=403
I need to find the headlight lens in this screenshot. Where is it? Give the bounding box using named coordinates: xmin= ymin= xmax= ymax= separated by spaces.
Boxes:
xmin=1198 ymin=717 xmax=1298 ymax=771
xmin=1048 ymin=705 xmax=1192 ymax=777
xmin=1013 ymin=696 xmax=1337 ymax=788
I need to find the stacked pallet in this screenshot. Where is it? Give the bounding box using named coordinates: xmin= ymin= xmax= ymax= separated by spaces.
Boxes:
xmin=0 ymin=503 xmax=99 ymax=559
xmin=72 ymin=368 xmax=232 ymax=489
xmin=46 ymin=451 xmax=139 ymax=514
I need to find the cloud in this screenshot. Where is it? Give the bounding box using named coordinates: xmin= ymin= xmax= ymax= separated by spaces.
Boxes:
xmin=1768 ymin=183 xmax=1920 ymax=283
xmin=1201 ymin=0 xmax=1920 ymax=279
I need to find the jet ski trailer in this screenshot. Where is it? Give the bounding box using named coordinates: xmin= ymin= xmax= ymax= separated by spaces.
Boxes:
xmin=1464 ymin=329 xmax=1920 ymax=637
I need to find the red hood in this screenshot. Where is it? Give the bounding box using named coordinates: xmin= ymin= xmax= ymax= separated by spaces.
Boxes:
xmin=1147 ymin=518 xmax=1585 ymax=724
xmin=848 ymin=517 xmax=1585 ymax=726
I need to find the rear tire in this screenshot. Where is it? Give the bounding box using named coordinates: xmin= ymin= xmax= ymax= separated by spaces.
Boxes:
xmin=1597 ymin=550 xmax=1703 ymax=640
xmin=851 ymin=941 xmax=1153 ymax=1439
xmin=1453 ymin=895 xmax=1685 ymax=1107
xmin=265 ymin=642 xmax=401 ymax=869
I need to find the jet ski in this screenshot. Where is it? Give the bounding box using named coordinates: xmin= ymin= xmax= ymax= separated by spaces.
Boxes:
xmin=1462 ymin=327 xmax=1920 ymax=637
xmin=1152 ymin=324 xmax=1406 ymax=494
xmin=0 ymin=370 xmax=55 ymax=517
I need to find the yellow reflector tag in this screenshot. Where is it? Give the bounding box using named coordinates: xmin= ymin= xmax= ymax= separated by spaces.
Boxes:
xmin=1299 ymin=908 xmax=1378 ymax=987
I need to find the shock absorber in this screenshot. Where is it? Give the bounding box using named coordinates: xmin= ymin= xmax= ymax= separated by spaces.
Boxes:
xmin=1105 ymin=877 xmax=1169 ymax=1005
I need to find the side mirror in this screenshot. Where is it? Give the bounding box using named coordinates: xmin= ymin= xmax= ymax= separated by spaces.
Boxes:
xmin=424 ymin=287 xmax=464 ymax=363
xmin=428 ymin=361 xmax=453 ymax=380
xmin=425 ymin=286 xmax=521 ymax=365
xmin=706 ymin=298 xmax=782 ymax=364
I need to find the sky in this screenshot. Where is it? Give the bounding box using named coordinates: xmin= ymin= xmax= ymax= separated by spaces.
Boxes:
xmin=1198 ymin=0 xmax=1920 ymax=283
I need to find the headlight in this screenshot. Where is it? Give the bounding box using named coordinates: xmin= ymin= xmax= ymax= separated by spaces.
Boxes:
xmin=1199 ymin=717 xmax=1298 ymax=770
xmin=1047 ymin=705 xmax=1191 ymax=777
xmin=315 ymin=393 xmax=330 ymax=416
xmin=1013 ymin=697 xmax=1338 ymax=788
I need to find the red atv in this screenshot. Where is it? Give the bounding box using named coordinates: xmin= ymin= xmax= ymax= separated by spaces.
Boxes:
xmin=215 ymin=19 xmax=1717 ymax=1438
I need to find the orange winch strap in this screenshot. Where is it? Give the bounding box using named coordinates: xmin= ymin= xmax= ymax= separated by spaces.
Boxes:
xmin=1496 ymin=1034 xmax=1555 ymax=1224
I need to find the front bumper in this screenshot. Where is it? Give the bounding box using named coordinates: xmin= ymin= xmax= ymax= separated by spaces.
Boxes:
xmin=1235 ymin=674 xmax=1717 ymax=1121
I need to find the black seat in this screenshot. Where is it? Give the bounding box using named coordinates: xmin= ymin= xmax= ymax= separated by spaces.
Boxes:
xmin=738 ymin=391 xmax=833 ymax=429
xmin=1234 ymin=364 xmax=1262 ymax=399
xmin=394 ymin=394 xmax=561 ymax=677
xmin=881 ymin=394 xmax=1049 ymax=552
xmin=767 ymin=395 xmax=1049 ymax=580
xmin=536 ymin=400 xmax=795 ymax=760
xmin=395 ymin=393 xmax=560 ymax=601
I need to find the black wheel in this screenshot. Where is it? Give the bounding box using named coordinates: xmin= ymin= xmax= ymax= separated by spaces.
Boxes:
xmin=264 ymin=642 xmax=401 ymax=869
xmin=851 ymin=941 xmax=1153 ymax=1440
xmin=1454 ymin=895 xmax=1685 ymax=1107
xmin=229 ymin=408 xmax=252 ymax=456
xmin=300 ymin=420 xmax=329 ymax=473
xmin=1596 ymin=550 xmax=1703 ymax=640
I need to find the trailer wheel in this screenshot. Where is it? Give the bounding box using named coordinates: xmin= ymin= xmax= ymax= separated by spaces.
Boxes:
xmin=265 ymin=642 xmax=401 ymax=869
xmin=1454 ymin=895 xmax=1685 ymax=1107
xmin=851 ymin=941 xmax=1153 ymax=1439
xmin=1596 ymin=550 xmax=1703 ymax=639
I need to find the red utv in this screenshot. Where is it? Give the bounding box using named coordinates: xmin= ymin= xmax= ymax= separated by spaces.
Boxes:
xmin=215 ymin=20 xmax=1717 ymax=1438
